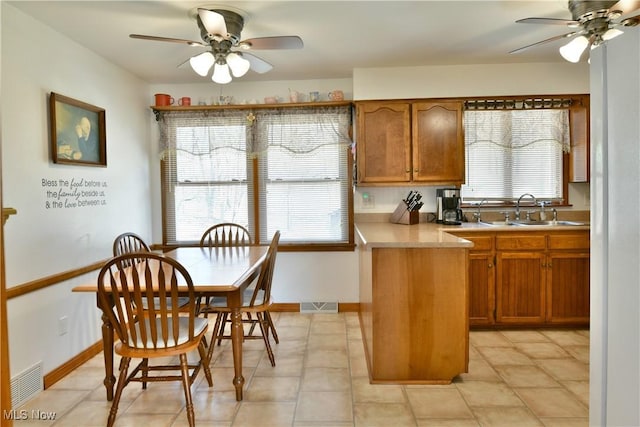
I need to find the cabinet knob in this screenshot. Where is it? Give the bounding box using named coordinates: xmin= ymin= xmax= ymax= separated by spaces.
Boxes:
xmin=406 ymin=169 xmax=411 ymax=173
xmin=488 ymin=263 xmax=493 ymax=268
xmin=414 ymin=169 xmax=419 ymax=172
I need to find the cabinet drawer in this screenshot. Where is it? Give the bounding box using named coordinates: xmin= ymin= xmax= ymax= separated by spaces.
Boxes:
xmin=548 ymin=232 xmax=590 ymax=250
xmin=496 ymin=235 xmax=546 ymax=250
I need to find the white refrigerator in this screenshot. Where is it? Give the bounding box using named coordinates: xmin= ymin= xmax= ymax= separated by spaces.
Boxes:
xmin=589 ymin=26 xmax=640 ymax=426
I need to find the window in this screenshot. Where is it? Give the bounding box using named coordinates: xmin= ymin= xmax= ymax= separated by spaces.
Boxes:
xmin=158 ymin=106 xmax=353 ymax=248
xmin=462 ymin=106 xmax=570 ymax=202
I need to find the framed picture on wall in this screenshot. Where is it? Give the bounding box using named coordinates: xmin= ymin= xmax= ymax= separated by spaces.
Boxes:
xmin=49 ymin=92 xmax=106 ymax=166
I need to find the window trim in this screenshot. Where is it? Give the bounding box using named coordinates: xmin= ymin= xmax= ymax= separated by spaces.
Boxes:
xmin=158 ymin=103 xmax=355 ymax=251
xmin=460 ymin=94 xmax=588 ymax=208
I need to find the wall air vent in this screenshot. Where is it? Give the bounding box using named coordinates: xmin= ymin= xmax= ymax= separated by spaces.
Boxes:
xmin=11 ymin=362 xmax=43 ymax=408
xmin=300 ymin=301 xmax=338 ymax=313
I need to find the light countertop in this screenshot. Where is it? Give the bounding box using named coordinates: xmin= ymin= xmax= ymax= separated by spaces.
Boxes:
xmin=355 ymin=220 xmax=590 ymax=249
xmin=355 ymin=222 xmax=473 ymax=249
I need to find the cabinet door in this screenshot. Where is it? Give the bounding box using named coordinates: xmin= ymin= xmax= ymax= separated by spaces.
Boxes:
xmin=496 ymin=251 xmax=546 ymax=324
xmin=356 ymin=102 xmax=411 ymax=183
xmin=451 ymin=233 xmax=495 ymax=326
xmin=468 ymin=252 xmax=495 ymax=325
xmin=546 ymin=251 xmax=590 ymax=324
xmin=412 ymin=102 xmax=464 ymax=184
xmin=569 ymin=100 xmax=590 ymax=183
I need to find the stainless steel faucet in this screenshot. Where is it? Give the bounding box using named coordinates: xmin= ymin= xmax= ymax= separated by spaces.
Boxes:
xmin=472 ymin=198 xmax=487 ymax=222
xmin=515 ymin=193 xmax=537 ymax=220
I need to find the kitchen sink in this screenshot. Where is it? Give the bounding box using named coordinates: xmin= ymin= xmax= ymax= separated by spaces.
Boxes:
xmin=512 ymin=220 xmax=586 ymax=226
xmin=478 ymin=220 xmax=586 ymax=227
xmin=478 ymin=221 xmax=521 ymax=227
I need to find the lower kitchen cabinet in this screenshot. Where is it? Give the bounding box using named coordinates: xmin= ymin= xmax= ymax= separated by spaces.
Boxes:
xmin=496 ymin=250 xmax=546 ymax=324
xmin=495 ymin=233 xmax=547 ymax=324
xmin=546 ymin=232 xmax=590 ymax=323
xmin=453 ymin=233 xmax=495 ymax=325
xmin=451 ymin=229 xmax=590 ymax=328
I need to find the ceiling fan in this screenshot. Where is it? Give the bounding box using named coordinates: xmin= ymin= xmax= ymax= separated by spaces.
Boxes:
xmin=130 ymin=7 xmax=303 ymax=83
xmin=510 ymin=0 xmax=640 ymax=62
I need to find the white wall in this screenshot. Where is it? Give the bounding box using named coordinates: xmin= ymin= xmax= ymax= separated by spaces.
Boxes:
xmin=353 ymin=62 xmax=589 ymax=100
xmin=1 ymin=4 xmax=152 ymax=376
xmin=589 ymin=28 xmax=640 ymax=426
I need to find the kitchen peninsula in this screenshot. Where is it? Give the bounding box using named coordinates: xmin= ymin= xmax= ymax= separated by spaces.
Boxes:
xmin=355 ymin=222 xmax=472 ymax=384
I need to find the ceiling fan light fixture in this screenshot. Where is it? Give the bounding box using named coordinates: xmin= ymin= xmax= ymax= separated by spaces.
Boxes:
xmin=189 ymin=51 xmax=215 ymax=76
xmin=226 ymin=52 xmax=251 ymax=77
xmin=559 ymin=35 xmax=589 ymax=62
xmin=212 ymin=61 xmax=232 ymax=84
xmin=602 ymin=27 xmax=624 ymax=40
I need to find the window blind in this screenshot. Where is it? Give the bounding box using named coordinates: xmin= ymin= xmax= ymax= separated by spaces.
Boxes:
xmin=254 ymin=107 xmax=352 ymax=243
xmin=158 ymin=106 xmax=352 ymax=246
xmin=462 ymin=109 xmax=569 ymax=201
xmin=160 ymin=110 xmax=251 ymax=243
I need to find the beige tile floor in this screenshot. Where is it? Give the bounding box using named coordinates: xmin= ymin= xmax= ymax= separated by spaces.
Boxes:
xmin=15 ymin=312 xmax=590 ymax=426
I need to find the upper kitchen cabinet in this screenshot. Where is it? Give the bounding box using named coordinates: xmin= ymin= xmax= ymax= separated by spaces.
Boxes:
xmin=412 ymin=101 xmax=464 ymax=184
xmin=355 ymin=101 xmax=411 ymax=183
xmin=355 ymin=100 xmax=464 ymax=185
xmin=568 ymin=96 xmax=590 ymax=183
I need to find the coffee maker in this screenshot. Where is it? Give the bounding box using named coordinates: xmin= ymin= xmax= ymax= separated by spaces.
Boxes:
xmin=436 ymin=188 xmax=463 ymax=224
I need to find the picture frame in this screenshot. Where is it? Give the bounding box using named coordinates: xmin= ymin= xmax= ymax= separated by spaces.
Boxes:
xmin=49 ymin=92 xmax=106 ymax=166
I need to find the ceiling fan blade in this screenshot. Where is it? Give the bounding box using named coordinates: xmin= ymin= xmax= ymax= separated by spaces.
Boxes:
xmin=509 ymin=31 xmax=578 ymax=54
xmin=620 ymin=12 xmax=640 ymax=25
xmin=130 ymin=34 xmax=206 ymax=47
xmin=516 ymin=17 xmax=580 ymax=26
xmin=242 ymin=52 xmax=273 ymax=74
xmin=198 ymin=8 xmax=227 ymax=37
xmin=612 ymin=0 xmax=640 ymax=14
xmin=241 ymin=36 xmax=304 ymax=50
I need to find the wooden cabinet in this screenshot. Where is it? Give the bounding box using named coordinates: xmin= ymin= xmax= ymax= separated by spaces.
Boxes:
xmin=358 ymin=243 xmax=469 ymax=383
xmin=569 ymin=98 xmax=590 ymax=183
xmin=546 ymin=232 xmax=590 ymax=323
xmin=450 ymin=229 xmax=589 ymax=328
xmin=495 ymin=234 xmax=547 ymax=324
xmin=356 ymin=102 xmax=411 ymax=183
xmin=355 ymin=100 xmax=464 ymax=185
xmin=451 ymin=233 xmax=495 ymax=326
xmin=412 ymin=102 xmax=465 ymax=183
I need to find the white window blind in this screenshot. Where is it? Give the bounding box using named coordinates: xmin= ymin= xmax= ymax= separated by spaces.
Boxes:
xmin=161 ymin=110 xmax=250 ymax=243
xmin=462 ymin=109 xmax=569 ymax=201
xmin=254 ymin=108 xmax=351 ymax=243
xmin=158 ymin=106 xmax=352 ymax=246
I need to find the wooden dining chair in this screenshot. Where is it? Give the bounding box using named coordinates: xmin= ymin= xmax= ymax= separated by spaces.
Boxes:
xmin=209 ymin=230 xmax=281 ymax=367
xmin=112 ymin=232 xmax=149 ymax=263
xmin=199 ymin=223 xmax=253 ymax=247
xmin=113 ymin=232 xmax=189 ymax=309
xmin=97 ymin=252 xmax=213 ymax=427
xmin=198 ymin=223 xmax=255 ymax=319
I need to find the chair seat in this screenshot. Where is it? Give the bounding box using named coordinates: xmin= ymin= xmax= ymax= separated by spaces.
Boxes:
xmin=142 ymin=296 xmax=191 ymax=310
xmin=126 ymin=317 xmax=208 ymax=348
xmin=204 ymin=289 xmax=263 ymax=310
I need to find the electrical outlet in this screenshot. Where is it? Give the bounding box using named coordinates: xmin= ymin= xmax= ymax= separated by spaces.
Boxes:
xmin=58 ymin=316 xmax=68 ymax=336
xmin=362 ymin=192 xmax=375 ymax=208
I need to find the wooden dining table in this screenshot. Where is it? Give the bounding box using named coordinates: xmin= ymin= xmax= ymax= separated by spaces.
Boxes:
xmin=72 ymin=245 xmax=269 ymax=402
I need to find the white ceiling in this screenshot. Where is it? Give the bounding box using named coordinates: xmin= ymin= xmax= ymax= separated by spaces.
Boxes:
xmin=7 ymin=1 xmax=603 ymax=84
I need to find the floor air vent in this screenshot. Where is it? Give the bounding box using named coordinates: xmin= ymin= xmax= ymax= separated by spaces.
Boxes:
xmin=300 ymin=302 xmax=338 ymax=313
xmin=11 ymin=362 xmax=43 ymax=408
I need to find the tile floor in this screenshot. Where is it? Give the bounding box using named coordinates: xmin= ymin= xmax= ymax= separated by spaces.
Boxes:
xmin=15 ymin=312 xmax=590 ymax=426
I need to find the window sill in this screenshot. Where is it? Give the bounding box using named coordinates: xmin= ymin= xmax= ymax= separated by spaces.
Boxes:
xmin=156 ymin=242 xmax=356 ymax=252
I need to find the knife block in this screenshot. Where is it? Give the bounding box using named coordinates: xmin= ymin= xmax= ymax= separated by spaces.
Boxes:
xmin=390 ymin=202 xmax=419 ymax=225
